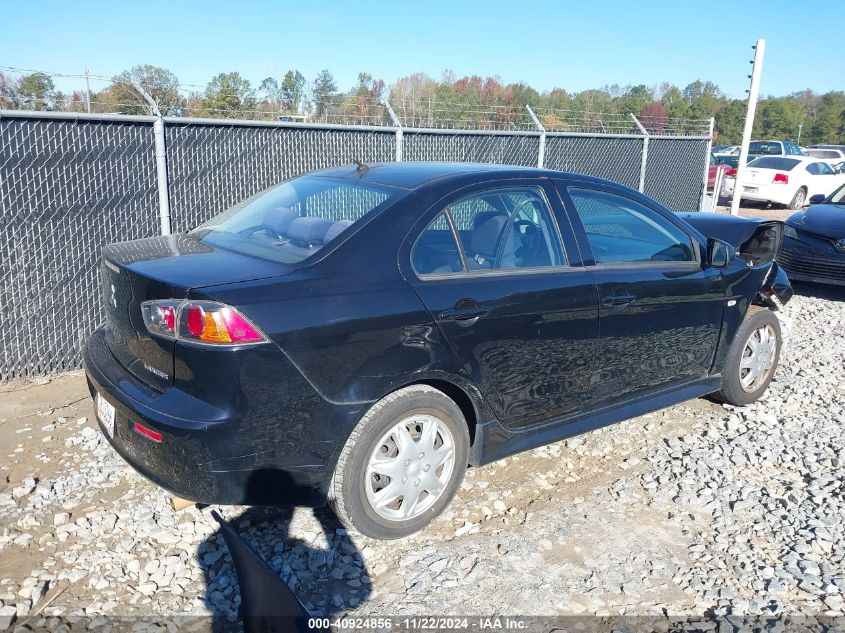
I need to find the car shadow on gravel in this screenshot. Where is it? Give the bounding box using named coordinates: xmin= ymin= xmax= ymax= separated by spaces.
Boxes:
xmin=198 ymin=470 xmax=371 ymax=632
xmin=791 ymin=281 xmax=845 ymax=302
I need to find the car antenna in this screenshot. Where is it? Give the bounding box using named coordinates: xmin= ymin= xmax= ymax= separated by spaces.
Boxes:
xmin=354 ymin=160 xmax=369 ymax=175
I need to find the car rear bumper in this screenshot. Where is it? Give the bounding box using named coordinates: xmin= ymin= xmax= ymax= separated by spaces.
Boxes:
xmin=736 ymin=183 xmax=793 ymax=206
xmin=778 ymin=241 xmax=845 ymax=287
xmin=83 ymin=326 xmax=333 ymax=506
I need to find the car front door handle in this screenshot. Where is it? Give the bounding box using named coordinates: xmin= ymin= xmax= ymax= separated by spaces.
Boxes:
xmin=439 ymin=307 xmax=489 ymax=325
xmin=602 ymin=293 xmax=638 ymax=306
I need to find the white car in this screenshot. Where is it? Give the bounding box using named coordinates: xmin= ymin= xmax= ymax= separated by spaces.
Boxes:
xmin=714 ymin=145 xmax=740 ymax=157
xmin=805 ymin=147 xmax=845 ymax=167
xmin=722 ymin=155 xmax=845 ymax=209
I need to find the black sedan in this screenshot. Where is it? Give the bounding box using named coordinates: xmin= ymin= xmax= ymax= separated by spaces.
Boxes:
xmin=84 ymin=162 xmax=792 ymax=539
xmin=778 ymin=184 xmax=845 ymax=287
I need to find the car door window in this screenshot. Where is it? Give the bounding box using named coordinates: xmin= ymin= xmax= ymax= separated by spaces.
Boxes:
xmin=568 ymin=188 xmax=695 ymax=264
xmin=806 ymin=163 xmax=820 ymax=175
xmin=446 ymin=188 xmax=565 ymax=271
xmin=817 ymin=162 xmax=835 ymax=176
xmin=411 ymin=212 xmax=463 ymax=275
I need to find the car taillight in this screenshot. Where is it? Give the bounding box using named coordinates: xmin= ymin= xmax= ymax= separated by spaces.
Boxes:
xmin=725 ymin=167 xmax=737 ymax=177
xmin=140 ymin=300 xmax=268 ymax=346
xmin=773 ymin=173 xmax=789 ymax=184
xmin=141 ymin=301 xmax=179 ymax=338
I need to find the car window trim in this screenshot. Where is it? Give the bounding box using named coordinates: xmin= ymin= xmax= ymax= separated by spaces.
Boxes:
xmin=417 ymin=263 xmax=588 ymax=282
xmin=410 ymin=182 xmax=576 ymax=281
xmin=554 ymin=179 xmax=702 ymax=268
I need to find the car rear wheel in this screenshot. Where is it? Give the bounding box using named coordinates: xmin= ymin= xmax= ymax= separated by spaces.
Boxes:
xmin=717 ymin=306 xmax=781 ymax=406
xmin=329 ymin=385 xmax=470 ymax=539
xmin=788 ymin=187 xmax=807 ymax=210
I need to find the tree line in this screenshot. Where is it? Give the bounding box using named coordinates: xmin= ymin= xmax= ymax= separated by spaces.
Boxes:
xmin=1 ymin=64 xmax=843 ymax=144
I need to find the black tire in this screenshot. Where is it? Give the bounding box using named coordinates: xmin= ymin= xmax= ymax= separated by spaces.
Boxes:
xmin=788 ymin=187 xmax=807 ymax=210
xmin=718 ymin=306 xmax=782 ymax=406
xmin=329 ymin=385 xmax=470 ymax=540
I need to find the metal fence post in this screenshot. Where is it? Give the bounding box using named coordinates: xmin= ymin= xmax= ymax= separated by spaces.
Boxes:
xmin=630 ymin=114 xmax=649 ymax=193
xmin=384 ymin=100 xmax=403 ymax=162
xmin=700 ymin=117 xmax=715 ymax=211
xmin=123 ymin=80 xmax=172 ymax=234
xmin=526 ymin=105 xmax=545 ymax=168
xmin=153 ymin=116 xmax=172 ymax=235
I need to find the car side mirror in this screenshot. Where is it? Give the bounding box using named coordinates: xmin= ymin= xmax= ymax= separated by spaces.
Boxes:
xmin=707 ymin=238 xmax=734 ymax=268
xmin=808 ymin=194 xmax=825 ymax=205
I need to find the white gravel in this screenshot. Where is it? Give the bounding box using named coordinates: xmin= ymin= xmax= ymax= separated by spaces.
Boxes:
xmin=0 ymin=287 xmax=843 ymax=630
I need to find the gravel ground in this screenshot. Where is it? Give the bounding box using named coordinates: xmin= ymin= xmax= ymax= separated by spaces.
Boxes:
xmin=0 ymin=284 xmax=843 ymax=631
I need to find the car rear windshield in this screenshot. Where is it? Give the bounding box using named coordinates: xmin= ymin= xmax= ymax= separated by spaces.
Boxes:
xmin=192 ymin=176 xmax=403 ymax=264
xmin=807 ymin=149 xmax=840 ymax=159
xmin=748 ymin=157 xmax=800 ymax=171
xmin=749 ymin=141 xmax=782 ymax=155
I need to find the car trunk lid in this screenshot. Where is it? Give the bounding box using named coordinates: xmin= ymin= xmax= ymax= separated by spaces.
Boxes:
xmin=100 ymin=233 xmax=291 ymax=390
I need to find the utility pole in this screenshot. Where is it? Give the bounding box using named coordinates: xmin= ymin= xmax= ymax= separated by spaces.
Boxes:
xmin=797 ymin=123 xmax=803 ymax=145
xmin=730 ymin=39 xmax=765 ymax=216
xmin=84 ymin=66 xmax=92 ymax=113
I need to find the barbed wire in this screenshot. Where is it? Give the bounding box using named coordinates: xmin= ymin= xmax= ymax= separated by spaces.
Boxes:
xmin=0 ymin=64 xmax=711 ymax=135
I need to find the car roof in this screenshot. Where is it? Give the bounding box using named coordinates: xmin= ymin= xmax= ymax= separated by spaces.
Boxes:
xmin=314 ymin=161 xmax=614 ymax=191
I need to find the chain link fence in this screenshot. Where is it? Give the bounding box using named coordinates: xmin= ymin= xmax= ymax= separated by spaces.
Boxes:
xmin=0 ymin=110 xmax=711 ymax=381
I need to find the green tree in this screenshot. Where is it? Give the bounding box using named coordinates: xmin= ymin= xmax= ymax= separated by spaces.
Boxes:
xmin=660 ymin=84 xmax=690 ymax=120
xmin=16 ymin=72 xmax=56 ymax=110
xmin=714 ymin=99 xmax=746 ymax=144
xmin=111 ymin=65 xmax=182 ymax=115
xmin=0 ymin=71 xmax=20 ymax=108
xmin=311 ymin=70 xmax=338 ymax=119
xmin=810 ymin=91 xmax=845 ymax=144
xmin=280 ymin=70 xmax=306 ymax=113
xmin=259 ymin=77 xmax=280 ymax=103
xmin=683 ymin=80 xmax=722 ymax=120
xmin=201 ymin=72 xmax=256 ymax=118
xmin=619 ymin=84 xmax=653 ymax=115
xmin=754 ymin=98 xmax=804 ymax=140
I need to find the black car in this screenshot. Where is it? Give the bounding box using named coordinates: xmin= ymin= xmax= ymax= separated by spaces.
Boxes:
xmin=84 ymin=162 xmax=793 ymax=539
xmin=778 ymin=183 xmax=845 ymax=287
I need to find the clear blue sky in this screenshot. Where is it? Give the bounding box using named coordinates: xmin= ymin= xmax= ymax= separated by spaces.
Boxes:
xmin=2 ymin=0 xmax=841 ymax=99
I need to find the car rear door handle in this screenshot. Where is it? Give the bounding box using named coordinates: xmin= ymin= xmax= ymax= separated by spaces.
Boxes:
xmin=439 ymin=307 xmax=488 ymax=325
xmin=602 ymin=293 xmax=637 ymax=306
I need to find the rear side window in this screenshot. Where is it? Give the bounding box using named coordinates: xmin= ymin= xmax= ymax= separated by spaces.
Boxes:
xmin=568 ymin=188 xmax=694 ymax=264
xmin=748 ymin=157 xmax=800 ymax=171
xmin=806 ymin=163 xmax=820 ymax=175
xmin=412 ymin=213 xmax=462 ymax=275
xmin=193 ymin=176 xmax=403 ymax=264
xmin=784 ymin=142 xmax=802 ymax=155
xmin=411 ymin=187 xmax=565 ymax=276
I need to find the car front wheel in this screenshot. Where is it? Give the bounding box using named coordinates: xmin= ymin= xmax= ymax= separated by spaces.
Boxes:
xmin=329 ymin=384 xmax=470 ymax=539
xmin=718 ymin=306 xmax=782 ymax=406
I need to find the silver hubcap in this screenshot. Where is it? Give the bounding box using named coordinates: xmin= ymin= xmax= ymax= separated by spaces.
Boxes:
xmin=794 ymin=190 xmax=805 ymax=206
xmin=739 ymin=324 xmax=777 ymax=392
xmin=365 ymin=414 xmax=455 ymax=522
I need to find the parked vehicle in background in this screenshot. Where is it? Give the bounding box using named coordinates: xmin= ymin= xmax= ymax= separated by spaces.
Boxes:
xmin=83 ymin=162 xmax=793 ymax=539
xmin=717 ymin=140 xmax=802 ymax=169
xmin=809 ymin=144 xmax=845 ymax=153
xmin=708 ymin=153 xmax=729 ymax=190
xmin=715 ymin=145 xmax=740 ymax=156
xmin=722 ymin=155 xmax=845 ymax=209
xmin=778 ymin=183 xmax=845 ymax=286
xmin=805 ymin=147 xmax=845 ymax=167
